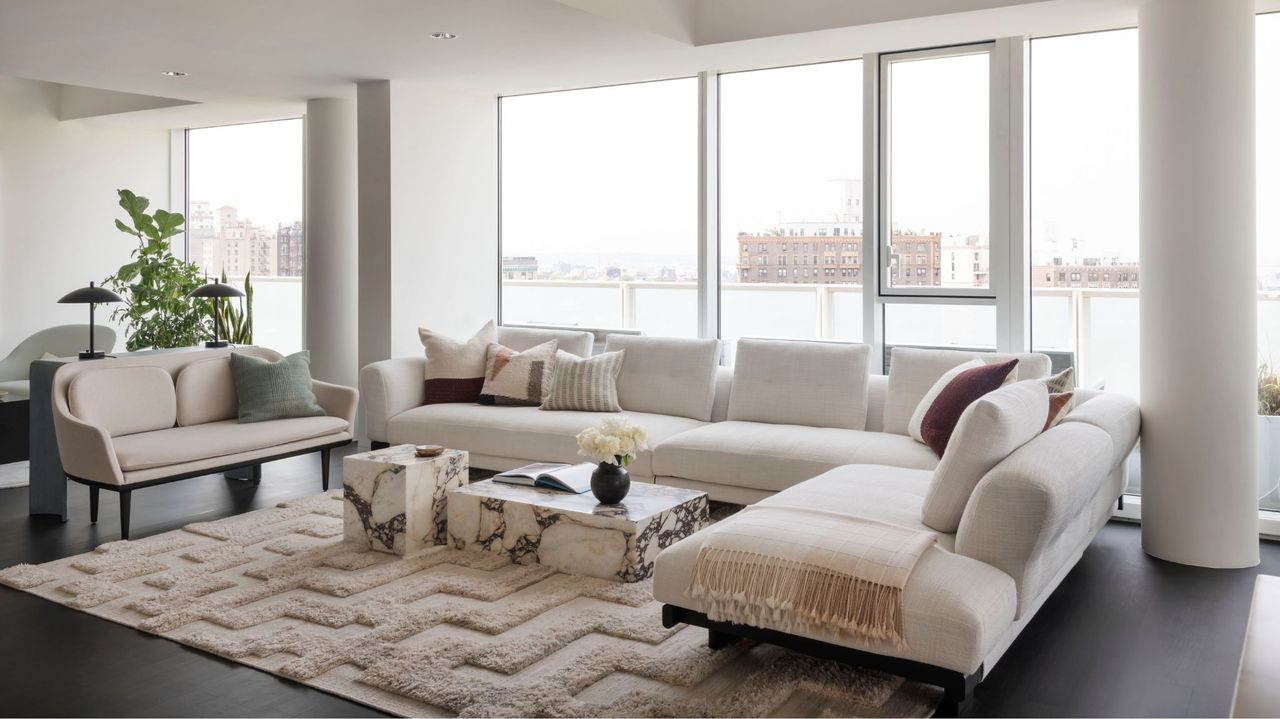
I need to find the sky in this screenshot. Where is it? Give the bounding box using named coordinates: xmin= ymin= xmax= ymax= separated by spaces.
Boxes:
xmin=186 ymin=118 xmax=303 ymax=231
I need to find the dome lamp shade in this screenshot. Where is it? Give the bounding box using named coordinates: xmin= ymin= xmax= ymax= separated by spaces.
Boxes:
xmin=188 ymin=281 xmax=245 ymax=348
xmin=57 ymin=281 xmax=124 ymax=360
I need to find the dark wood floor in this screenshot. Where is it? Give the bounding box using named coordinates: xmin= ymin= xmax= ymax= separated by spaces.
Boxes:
xmin=0 ymin=448 xmax=1275 ymax=717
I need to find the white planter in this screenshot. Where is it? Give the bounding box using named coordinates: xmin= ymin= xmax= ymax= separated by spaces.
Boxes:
xmin=1257 ymin=415 xmax=1280 ymax=507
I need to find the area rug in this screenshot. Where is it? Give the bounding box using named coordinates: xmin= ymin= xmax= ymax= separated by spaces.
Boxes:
xmin=0 ymin=492 xmax=940 ymax=717
xmin=0 ymin=460 xmax=28 ymax=489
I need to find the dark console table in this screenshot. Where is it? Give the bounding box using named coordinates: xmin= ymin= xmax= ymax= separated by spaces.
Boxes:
xmin=0 ymin=396 xmax=29 ymax=464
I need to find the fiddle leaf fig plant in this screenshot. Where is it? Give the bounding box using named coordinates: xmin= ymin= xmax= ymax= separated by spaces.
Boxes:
xmin=104 ymin=189 xmax=211 ymax=351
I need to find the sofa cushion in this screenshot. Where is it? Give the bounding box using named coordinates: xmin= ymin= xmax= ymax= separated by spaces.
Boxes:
xmin=230 ymin=351 xmax=326 ymax=423
xmin=496 ymin=326 xmax=593 ymax=358
xmin=480 ymin=340 xmax=557 ymax=407
xmin=112 ymin=415 xmax=349 ymax=471
xmin=654 ymin=465 xmax=1017 ymax=674
xmin=175 ymin=357 xmax=238 ymax=426
xmin=727 ymin=338 xmax=872 ymax=430
xmin=922 ymin=381 xmax=1050 ymax=532
xmin=883 ymin=348 xmax=1052 ymax=435
xmin=541 ymin=350 xmax=624 ymax=412
xmin=651 ymin=420 xmax=938 ymax=493
xmin=68 ymin=365 xmax=176 ymax=438
xmin=604 ymin=335 xmax=721 ymax=422
xmin=419 ymin=321 xmax=496 ymax=405
xmin=386 ymin=404 xmax=705 ymax=477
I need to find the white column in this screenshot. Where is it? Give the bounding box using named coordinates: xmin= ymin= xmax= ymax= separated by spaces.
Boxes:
xmin=303 ymin=98 xmax=359 ymax=387
xmin=1139 ymin=0 xmax=1258 ymax=568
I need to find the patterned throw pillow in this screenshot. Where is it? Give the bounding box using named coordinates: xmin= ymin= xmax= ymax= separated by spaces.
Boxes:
xmin=418 ymin=321 xmax=496 ymax=405
xmin=1044 ymin=391 xmax=1075 ymax=430
xmin=915 ymin=359 xmax=1020 ymax=457
xmin=1042 ymin=367 xmax=1075 ymax=393
xmin=479 ymin=340 xmax=557 ymax=406
xmin=540 ymin=350 xmax=625 ymax=412
xmin=229 ymin=350 xmax=326 ymax=423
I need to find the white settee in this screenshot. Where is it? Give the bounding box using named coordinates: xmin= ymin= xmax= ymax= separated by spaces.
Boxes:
xmin=360 ymin=327 xmax=1141 ymax=712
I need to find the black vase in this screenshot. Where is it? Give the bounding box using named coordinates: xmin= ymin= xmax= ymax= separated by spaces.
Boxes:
xmin=591 ymin=460 xmax=631 ymax=504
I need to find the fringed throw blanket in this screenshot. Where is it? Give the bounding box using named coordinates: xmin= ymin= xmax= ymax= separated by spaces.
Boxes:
xmin=689 ymin=505 xmax=937 ymax=648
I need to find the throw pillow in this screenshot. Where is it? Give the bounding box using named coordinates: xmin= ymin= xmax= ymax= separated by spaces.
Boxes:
xmin=540 ymin=349 xmax=625 ymax=412
xmin=229 ymin=350 xmax=326 ymax=423
xmin=921 ymin=380 xmax=1050 ymax=532
xmin=914 ymin=359 xmax=1020 ymax=456
xmin=1042 ymin=367 xmax=1075 ymax=393
xmin=907 ymin=359 xmax=983 ymax=443
xmin=1044 ymin=391 xmax=1075 ymax=431
xmin=418 ymin=320 xmax=496 ymax=405
xmin=479 ymin=340 xmax=557 ymax=407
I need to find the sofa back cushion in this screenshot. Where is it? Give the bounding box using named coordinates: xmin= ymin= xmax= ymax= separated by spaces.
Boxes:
xmin=68 ymin=365 xmax=177 ymax=437
xmin=727 ymin=339 xmax=872 ymax=430
xmin=603 ymin=335 xmax=721 ymax=421
xmin=175 ymin=357 xmax=238 ymax=426
xmin=921 ymin=380 xmax=1050 ymax=532
xmin=883 ymin=347 xmax=1052 ymax=435
xmin=496 ymin=325 xmax=593 ymax=358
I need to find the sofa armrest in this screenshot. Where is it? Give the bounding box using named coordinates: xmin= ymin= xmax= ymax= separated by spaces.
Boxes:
xmin=313 ymin=379 xmax=359 ymax=428
xmin=52 ymin=410 xmax=124 ymax=485
xmin=955 ymin=421 xmax=1115 ymax=618
xmin=360 ymin=357 xmax=427 ymax=443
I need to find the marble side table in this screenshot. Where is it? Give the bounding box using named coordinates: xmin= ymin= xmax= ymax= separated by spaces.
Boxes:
xmin=342 ymin=445 xmax=468 ymax=555
xmin=447 ymin=479 xmax=709 ymax=582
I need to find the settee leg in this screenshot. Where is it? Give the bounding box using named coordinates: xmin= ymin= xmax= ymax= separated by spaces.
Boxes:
xmin=936 ymin=675 xmax=975 ymax=717
xmin=707 ymin=628 xmax=740 ymax=650
xmin=119 ymin=490 xmax=132 ymax=541
xmin=89 ymin=486 xmax=99 ymax=524
xmin=321 ymin=448 xmax=332 ymax=491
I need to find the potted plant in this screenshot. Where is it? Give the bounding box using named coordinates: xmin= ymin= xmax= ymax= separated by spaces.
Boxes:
xmin=576 ymin=417 xmax=649 ymax=504
xmin=103 ymin=189 xmax=210 ymax=350
xmin=1258 ymin=362 xmax=1280 ymax=508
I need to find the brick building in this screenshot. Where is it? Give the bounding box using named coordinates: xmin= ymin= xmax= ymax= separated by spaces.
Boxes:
xmin=1032 ymin=258 xmax=1140 ymax=289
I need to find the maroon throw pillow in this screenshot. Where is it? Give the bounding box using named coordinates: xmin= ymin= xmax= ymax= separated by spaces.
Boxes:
xmin=919 ymin=359 xmax=1019 ymax=456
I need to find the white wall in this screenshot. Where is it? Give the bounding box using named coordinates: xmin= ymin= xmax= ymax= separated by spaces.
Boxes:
xmin=0 ymin=75 xmax=172 ymax=356
xmin=357 ymin=81 xmax=499 ymax=363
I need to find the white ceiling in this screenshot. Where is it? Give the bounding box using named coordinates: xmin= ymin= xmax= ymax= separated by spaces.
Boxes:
xmin=0 ymin=0 xmax=1228 ymax=128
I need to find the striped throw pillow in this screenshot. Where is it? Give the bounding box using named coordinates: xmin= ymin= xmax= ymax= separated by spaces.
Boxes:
xmin=540 ymin=350 xmax=625 ymax=412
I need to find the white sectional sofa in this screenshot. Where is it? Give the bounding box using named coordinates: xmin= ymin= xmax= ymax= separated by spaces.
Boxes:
xmin=361 ymin=327 xmax=1141 ymax=713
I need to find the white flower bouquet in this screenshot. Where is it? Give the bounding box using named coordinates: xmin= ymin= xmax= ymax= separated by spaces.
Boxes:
xmin=576 ymin=417 xmax=649 ymax=466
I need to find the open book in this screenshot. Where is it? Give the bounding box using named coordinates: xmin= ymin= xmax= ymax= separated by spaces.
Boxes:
xmin=493 ymin=462 xmax=595 ymax=494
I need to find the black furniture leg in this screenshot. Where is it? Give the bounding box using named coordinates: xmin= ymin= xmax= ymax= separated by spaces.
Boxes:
xmin=321 ymin=448 xmax=331 ymax=491
xmin=89 ymin=486 xmax=99 ymax=523
xmin=708 ymin=628 xmax=740 ymax=650
xmin=371 ymin=441 xmax=390 ymax=451
xmin=119 ymin=489 xmax=132 ymax=540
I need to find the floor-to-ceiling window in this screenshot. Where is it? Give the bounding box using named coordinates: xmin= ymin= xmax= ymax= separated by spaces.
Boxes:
xmin=1257 ymin=13 xmax=1280 ymax=512
xmin=499 ymin=79 xmax=699 ymax=336
xmin=718 ymin=60 xmax=863 ymax=353
xmin=186 ymin=119 xmax=304 ymax=353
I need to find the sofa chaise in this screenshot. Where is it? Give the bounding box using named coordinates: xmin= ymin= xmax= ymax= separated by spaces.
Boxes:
xmin=361 ymin=329 xmax=1140 ymax=712
xmin=51 ymin=347 xmax=358 ymax=539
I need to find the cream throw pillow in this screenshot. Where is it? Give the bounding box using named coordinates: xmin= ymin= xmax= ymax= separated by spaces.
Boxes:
xmin=479 ymin=340 xmax=557 ymax=407
xmin=418 ymin=321 xmax=496 ymax=405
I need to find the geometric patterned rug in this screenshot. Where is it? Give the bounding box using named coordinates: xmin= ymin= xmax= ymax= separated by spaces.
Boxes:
xmin=0 ymin=492 xmax=940 ymax=717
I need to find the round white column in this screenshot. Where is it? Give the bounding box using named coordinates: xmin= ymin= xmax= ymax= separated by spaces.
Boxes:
xmin=303 ymin=98 xmax=359 ymax=388
xmin=1139 ymin=0 xmax=1258 ymax=567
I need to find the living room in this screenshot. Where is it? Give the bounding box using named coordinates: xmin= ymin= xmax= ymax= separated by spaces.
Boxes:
xmin=0 ymin=0 xmax=1276 ymax=717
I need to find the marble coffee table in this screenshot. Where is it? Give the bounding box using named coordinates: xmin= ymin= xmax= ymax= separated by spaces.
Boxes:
xmin=342 ymin=444 xmax=468 ymax=555
xmin=446 ymin=479 xmax=709 ymax=582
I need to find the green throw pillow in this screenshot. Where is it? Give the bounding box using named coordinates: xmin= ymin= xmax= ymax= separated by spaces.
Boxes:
xmin=229 ymin=351 xmax=327 ymax=423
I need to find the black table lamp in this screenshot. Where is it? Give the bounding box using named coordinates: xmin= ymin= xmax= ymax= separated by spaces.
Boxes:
xmin=189 ymin=281 xmax=246 ymax=348
xmin=58 ymin=282 xmax=125 ymax=360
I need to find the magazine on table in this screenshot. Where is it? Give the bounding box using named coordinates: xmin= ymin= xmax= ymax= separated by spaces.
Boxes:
xmin=493 ymin=462 xmax=595 ymax=494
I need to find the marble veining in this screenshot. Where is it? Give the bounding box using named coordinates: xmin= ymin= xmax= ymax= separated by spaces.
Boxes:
xmin=447 ymin=479 xmax=709 ymax=582
xmin=343 ymin=445 xmax=468 ymax=555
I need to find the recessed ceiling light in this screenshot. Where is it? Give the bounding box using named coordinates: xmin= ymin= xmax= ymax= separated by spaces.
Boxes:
xmin=161 ymin=70 xmax=188 ymax=77
xmin=430 ymin=32 xmax=457 ymax=40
